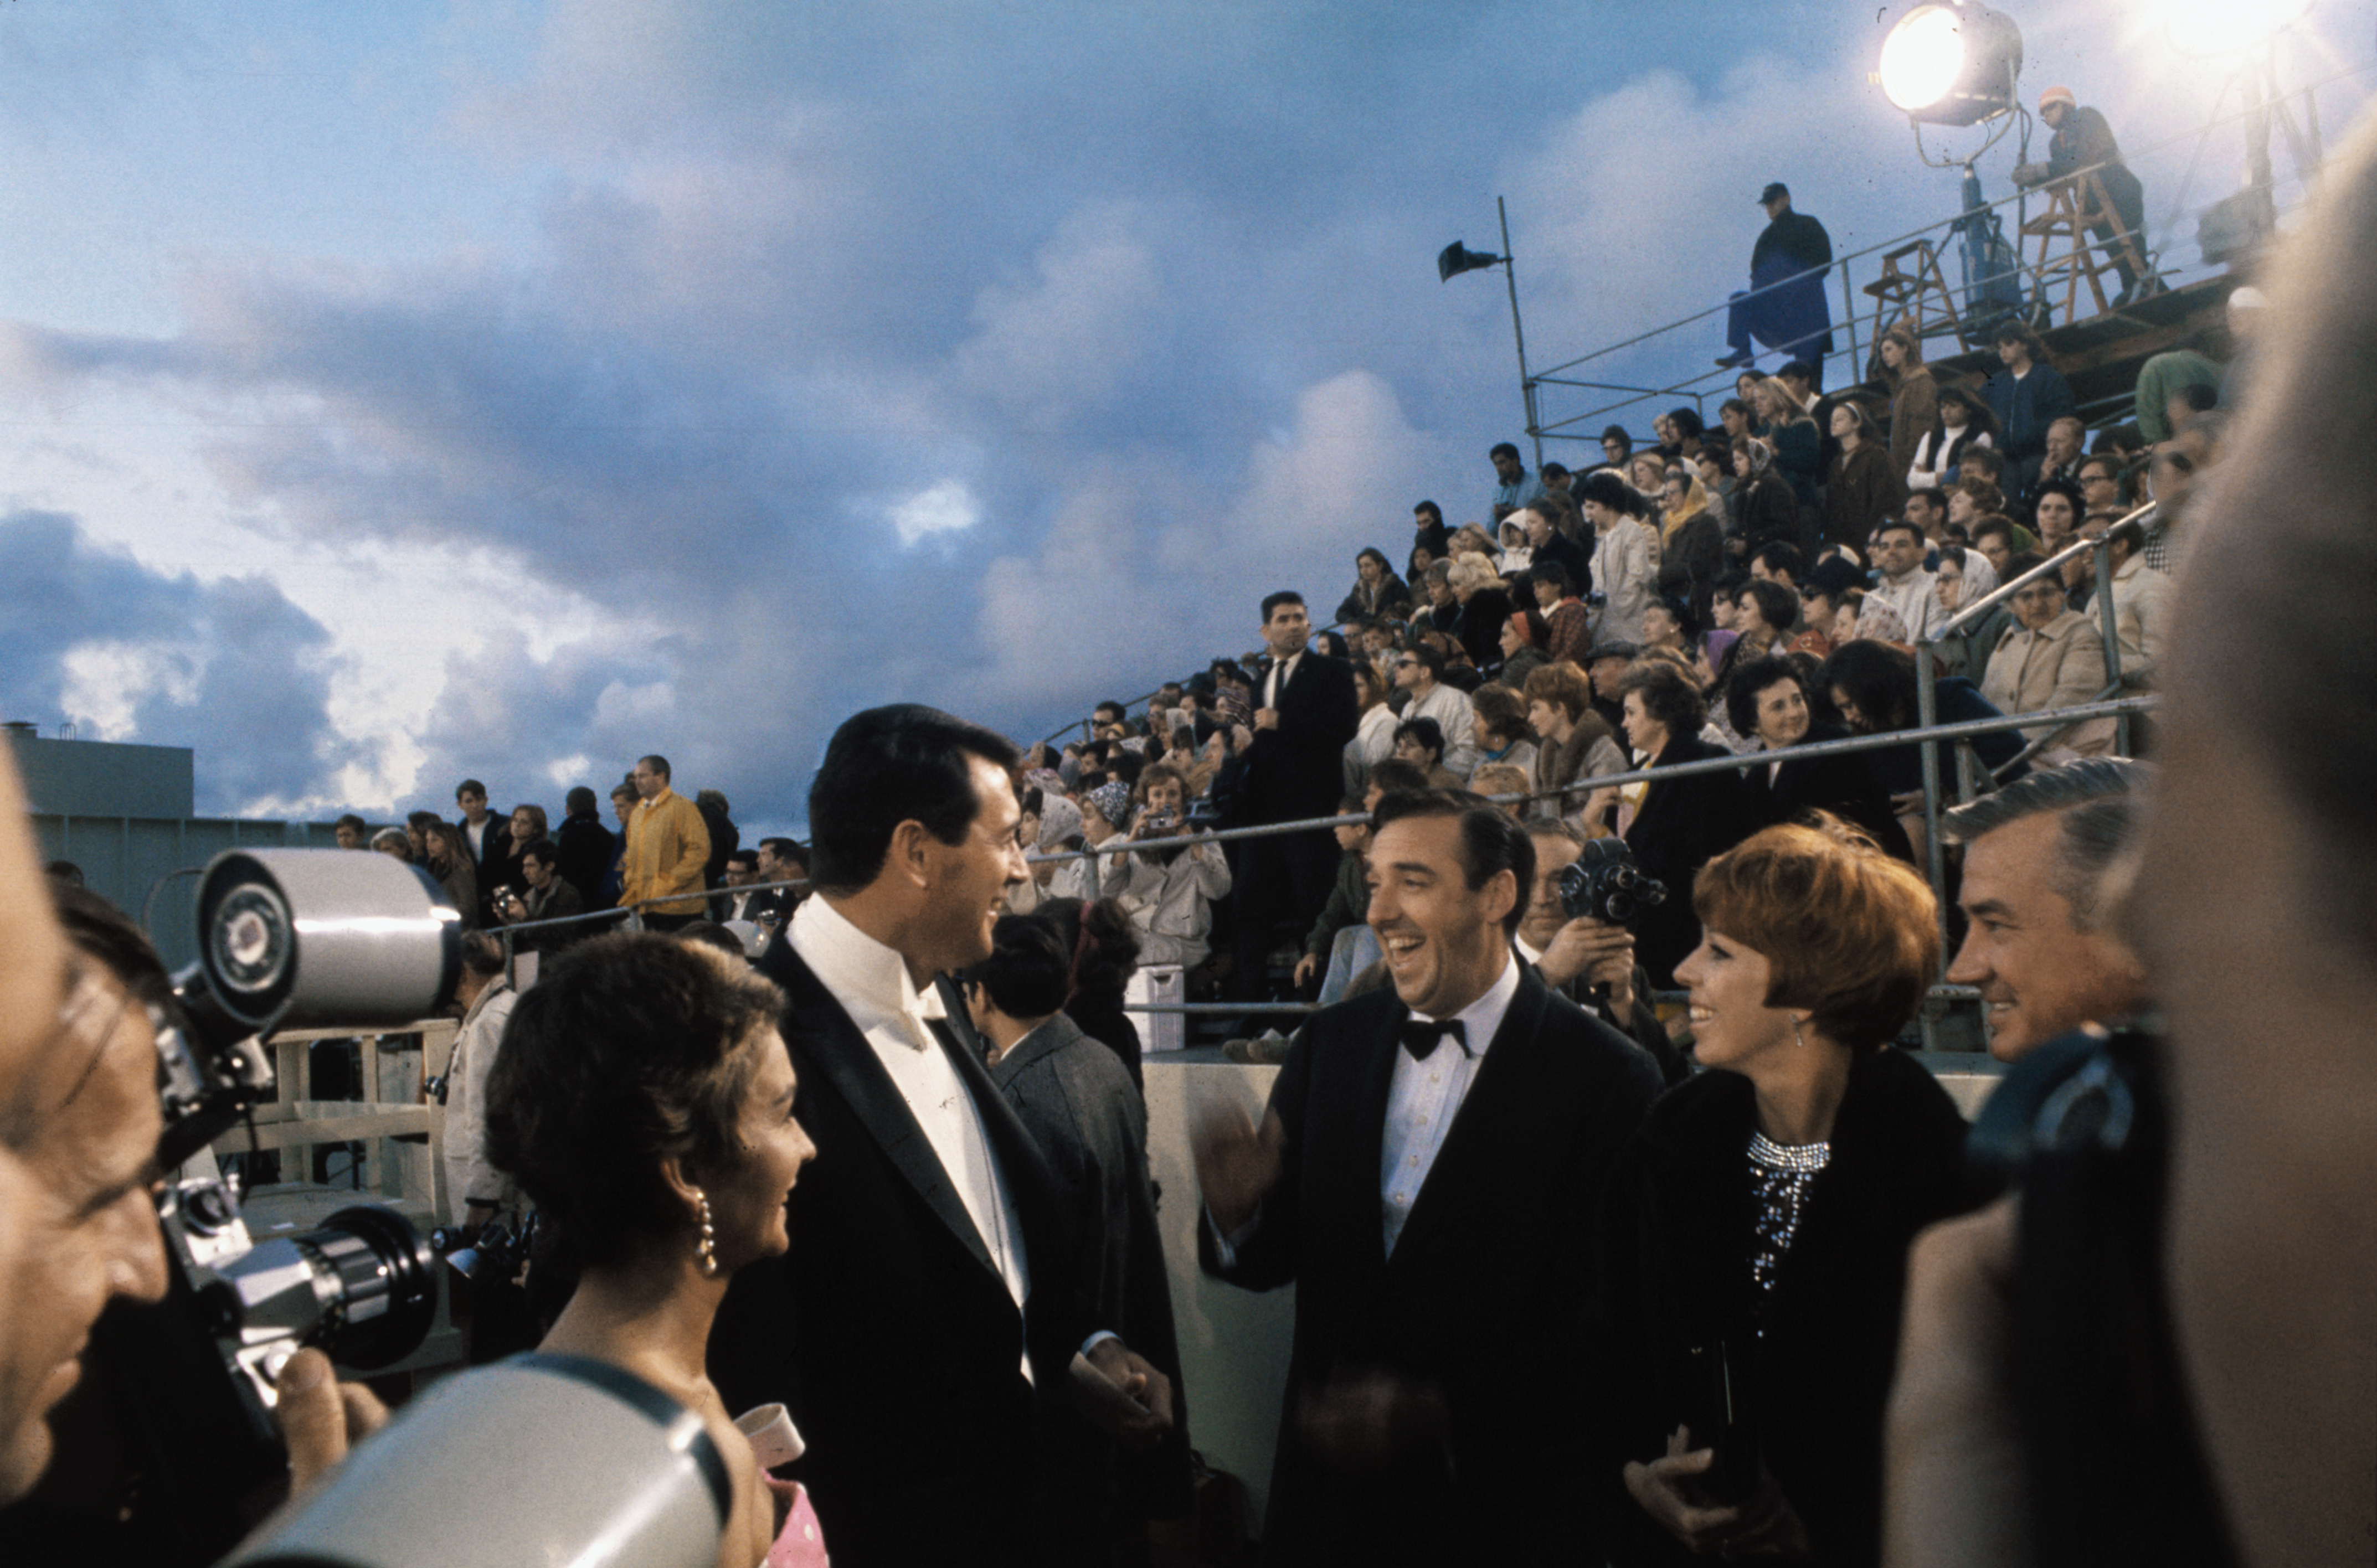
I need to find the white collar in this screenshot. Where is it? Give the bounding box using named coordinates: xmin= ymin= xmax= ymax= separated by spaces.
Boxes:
xmin=788 ymin=894 xmax=948 ymax=1049
xmin=1408 ymin=945 xmax=1522 ymax=1056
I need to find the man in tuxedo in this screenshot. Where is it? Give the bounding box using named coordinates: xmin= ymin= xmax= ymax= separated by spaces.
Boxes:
xmin=709 ymin=704 xmax=1173 ymax=1567
xmin=1223 ymin=591 xmax=1359 ymax=999
xmin=1194 ymin=791 xmax=1664 ymax=1565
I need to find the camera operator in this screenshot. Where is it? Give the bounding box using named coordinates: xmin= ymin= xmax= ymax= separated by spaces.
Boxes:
xmin=490 ymin=838 xmax=586 ymax=953
xmin=0 ymin=879 xmax=171 ymax=1510
xmin=1115 ymin=764 xmax=1232 ymax=974
xmin=1516 ymin=822 xmax=1687 ymax=1085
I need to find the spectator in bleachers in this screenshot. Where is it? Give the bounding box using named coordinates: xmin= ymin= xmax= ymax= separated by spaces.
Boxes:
xmin=1412 ymin=559 xmax=1460 ymax=639
xmin=1530 ymin=561 xmax=1593 ymax=668
xmin=333 ymin=813 xmax=368 ymax=849
xmin=1732 ymin=579 xmax=1800 ymax=669
xmin=1391 ymin=716 xmax=1466 ymax=790
xmin=1035 ymin=896 xmax=1143 ymax=1090
xmin=1493 ymin=610 xmax=1551 ymax=694
xmin=1879 ymin=323 xmax=1939 ymax=486
xmin=1869 ymin=520 xmax=1947 ymax=643
xmin=1411 ymin=499 xmax=1450 ymax=564
xmin=620 ymin=755 xmax=713 ymax=932
xmin=2030 ymin=477 xmax=2085 ymax=558
xmin=1470 ymin=762 xmax=1532 ymax=819
xmin=1517 ymin=821 xmax=1683 ymax=1080
xmin=1755 ymin=377 xmax=1822 ymax=512
xmin=1666 ymin=408 xmax=1708 ymax=464
xmin=1655 ymin=469 xmax=1726 ymax=629
xmin=1694 ymin=441 xmax=1738 ymax=533
xmin=1983 ymin=322 xmax=2078 ymax=488
xmin=1524 ymin=662 xmax=1626 ymax=833
xmin=1597 ymin=424 xmax=1633 ymax=473
xmin=454 ymin=780 xmax=514 ymax=926
xmin=711 ymin=848 xmax=768 ymax=922
xmin=1342 ymin=657 xmax=1398 ymax=799
xmin=1905 ymin=384 xmax=1998 ymax=493
xmin=1981 ymin=564 xmax=2114 ymax=756
xmin=1445 ymin=553 xmax=1516 ymax=680
xmin=493 ymin=837 xmax=591 ymax=952
xmin=1930 ymin=544 xmax=2005 ymax=682
xmin=1116 ymin=765 xmax=1231 ymax=981
xmin=1902 ymin=485 xmax=1947 ymax=546
xmin=1472 ymin=685 xmax=1538 ymax=777
xmin=1792 ymin=557 xmax=1859 ymax=662
xmin=1822 ymin=401 xmax=1906 ymax=555
xmin=1292 ymin=799 xmax=1374 ymax=995
xmin=596 ymin=782 xmax=635 ymax=906
xmin=1335 ymin=546 xmax=1411 ymax=626
xmin=1582 ymin=470 xmax=1660 ymax=646
xmin=2075 ymin=450 xmax=2124 ymax=525
xmin=1048 ymin=781 xmax=1129 ymax=902
xmin=694 ymin=789 xmax=739 ymax=892
xmin=1719 ymin=182 xmax=1835 ymax=377
xmin=1616 ymin=661 xmax=1756 ymax=987
xmin=1519 ymin=502 xmax=1593 ymax=606
xmin=2035 ymin=414 xmax=2089 ymax=496
xmin=1820 ymin=641 xmax=2024 ymax=850
xmin=1639 ymin=596 xmax=1693 ymax=661
xmin=1728 ymin=653 xmax=1912 ymax=860
xmin=553 ymin=786 xmax=614 ymax=905
xmin=1968 ymin=512 xmax=2026 ymax=581
xmin=1729 ymin=435 xmax=1803 ymax=559
xmin=2103 ymin=516 xmax=2175 ymax=684
xmin=409 ymin=812 xmax=479 ymax=927
xmin=1488 ymin=441 xmax=1546 ymax=525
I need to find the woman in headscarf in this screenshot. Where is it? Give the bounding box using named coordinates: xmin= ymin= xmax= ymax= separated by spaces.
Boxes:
xmin=1929 ymin=543 xmax=2005 ymax=681
xmin=1728 ymin=435 xmax=1803 ymax=558
xmin=1819 ymin=401 xmax=1906 ymax=555
xmin=1656 ymin=468 xmax=1727 ymax=628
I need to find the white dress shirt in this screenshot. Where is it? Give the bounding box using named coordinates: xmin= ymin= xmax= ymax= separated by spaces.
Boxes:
xmin=1264 ymin=649 xmax=1303 ymax=710
xmin=788 ymin=896 xmax=1031 ymax=1341
xmin=1379 ymin=952 xmax=1519 ymax=1256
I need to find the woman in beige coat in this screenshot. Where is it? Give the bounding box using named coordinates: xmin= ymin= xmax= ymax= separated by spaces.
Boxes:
xmin=1981 ymin=573 xmax=2114 ymax=755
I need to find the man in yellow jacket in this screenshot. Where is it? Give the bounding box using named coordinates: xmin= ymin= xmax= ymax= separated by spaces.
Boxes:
xmin=619 ymin=754 xmax=712 ymax=930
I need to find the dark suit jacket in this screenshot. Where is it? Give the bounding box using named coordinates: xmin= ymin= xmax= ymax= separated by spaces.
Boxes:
xmin=709 ymin=940 xmax=1092 ymax=1567
xmin=1201 ymin=969 xmax=1664 ymax=1566
xmin=990 ymin=1013 xmax=1191 ymax=1523
xmin=1624 ymin=735 xmax=1758 ymax=986
xmin=459 ymin=816 xmax=518 ymax=924
xmin=1749 ymin=721 xmax=1916 ymax=863
xmin=1228 ymin=650 xmax=1359 ymax=828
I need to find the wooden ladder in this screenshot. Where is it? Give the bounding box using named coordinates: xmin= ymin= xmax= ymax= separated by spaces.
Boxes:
xmin=2020 ymin=171 xmax=2148 ymax=323
xmin=1861 ymin=239 xmax=1968 ymax=355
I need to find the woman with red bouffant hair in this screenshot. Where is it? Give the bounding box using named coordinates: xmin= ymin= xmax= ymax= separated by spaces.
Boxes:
xmin=1592 ymin=819 xmax=1969 ymax=1568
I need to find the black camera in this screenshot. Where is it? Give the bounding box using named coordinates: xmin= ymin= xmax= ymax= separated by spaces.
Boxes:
xmin=156 ymin=850 xmax=462 ymax=1433
xmin=1555 ymin=838 xmax=1668 ymax=927
xmin=430 ymin=1213 xmax=535 ymax=1287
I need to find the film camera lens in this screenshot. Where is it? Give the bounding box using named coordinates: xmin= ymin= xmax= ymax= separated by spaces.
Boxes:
xmin=1555 ymin=838 xmax=1669 ymax=928
xmin=198 ymin=1205 xmax=441 ymax=1388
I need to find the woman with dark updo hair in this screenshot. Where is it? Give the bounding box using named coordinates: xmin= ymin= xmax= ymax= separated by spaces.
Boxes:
xmin=483 ymin=932 xmax=823 ymax=1568
xmin=1036 ymin=896 xmax=1145 ymax=1092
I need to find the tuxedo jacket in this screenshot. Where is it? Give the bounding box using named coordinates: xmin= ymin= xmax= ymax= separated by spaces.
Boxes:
xmin=1229 ymin=650 xmax=1359 ymax=828
xmin=709 ymin=940 xmax=1092 ymax=1567
xmin=1201 ymin=968 xmax=1664 ymax=1566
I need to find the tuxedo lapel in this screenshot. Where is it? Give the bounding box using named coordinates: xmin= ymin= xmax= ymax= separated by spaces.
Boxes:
xmin=1386 ymin=970 xmax=1550 ymax=1272
xmin=761 ymin=941 xmax=997 ymax=1278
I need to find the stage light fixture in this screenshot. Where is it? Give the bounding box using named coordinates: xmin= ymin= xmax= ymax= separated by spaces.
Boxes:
xmin=1875 ymin=1 xmax=2024 ymax=126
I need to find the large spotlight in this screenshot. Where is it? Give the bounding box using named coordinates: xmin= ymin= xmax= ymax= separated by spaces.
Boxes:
xmin=1876 ymin=2 xmax=2024 ymax=126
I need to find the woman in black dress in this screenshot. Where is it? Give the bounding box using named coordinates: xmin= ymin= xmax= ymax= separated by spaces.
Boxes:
xmin=1594 ymin=820 xmax=1967 ymax=1566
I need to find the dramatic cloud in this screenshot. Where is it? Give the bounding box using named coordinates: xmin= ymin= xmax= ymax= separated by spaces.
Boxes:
xmin=0 ymin=509 xmax=356 ymax=813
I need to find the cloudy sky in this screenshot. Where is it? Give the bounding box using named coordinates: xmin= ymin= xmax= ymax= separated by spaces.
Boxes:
xmin=1 ymin=1 xmax=2363 ymax=835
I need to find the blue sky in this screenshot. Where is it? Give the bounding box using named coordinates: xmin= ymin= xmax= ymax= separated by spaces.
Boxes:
xmin=1 ymin=0 xmax=2364 ymax=837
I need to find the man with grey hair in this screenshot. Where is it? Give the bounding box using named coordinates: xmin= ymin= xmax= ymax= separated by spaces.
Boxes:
xmin=1942 ymin=758 xmax=2151 ymax=1061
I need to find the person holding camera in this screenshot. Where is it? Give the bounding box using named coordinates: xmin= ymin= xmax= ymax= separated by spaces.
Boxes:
xmin=1517 ymin=821 xmax=1687 ymax=1086
xmin=1592 ymin=819 xmax=1966 ymax=1568
xmin=491 ymin=838 xmax=588 ymax=953
xmin=1115 ymin=764 xmax=1231 ymax=975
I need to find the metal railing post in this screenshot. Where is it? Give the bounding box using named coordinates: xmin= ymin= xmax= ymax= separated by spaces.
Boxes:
xmin=1914 ymin=650 xmax=1948 ymax=1053
xmin=2095 ymin=537 xmax=2130 ymax=755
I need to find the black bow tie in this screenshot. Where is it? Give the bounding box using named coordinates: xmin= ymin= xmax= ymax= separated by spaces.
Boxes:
xmin=1397 ymin=1018 xmax=1469 ymax=1061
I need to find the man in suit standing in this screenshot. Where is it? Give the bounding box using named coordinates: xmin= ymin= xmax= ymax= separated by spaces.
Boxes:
xmin=708 ymin=704 xmax=1172 ymax=1568
xmin=1194 ymin=791 xmax=1664 ymax=1565
xmin=1223 ymin=591 xmax=1360 ymax=999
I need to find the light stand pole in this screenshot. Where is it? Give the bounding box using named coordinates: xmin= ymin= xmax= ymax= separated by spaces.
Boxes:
xmin=1439 ymin=196 xmax=1540 ymax=470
